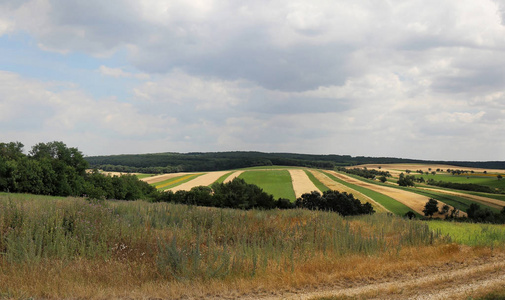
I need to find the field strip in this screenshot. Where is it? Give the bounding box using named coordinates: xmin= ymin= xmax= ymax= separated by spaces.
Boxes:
xmin=420 ymin=187 xmax=505 ymax=209
xmin=253 ymin=254 xmax=505 ymax=300
xmin=288 ymin=169 xmax=320 ymax=199
xmin=309 ymin=170 xmax=389 ymax=213
xmin=352 ymin=163 xmax=505 ymax=174
xmin=327 ymin=171 xmax=464 ymax=217
xmin=223 ymin=171 xmax=245 ymax=183
xmin=155 ymin=174 xmax=202 ymax=190
xmin=141 ymin=172 xmax=195 ymax=184
xmin=169 ymin=171 xmax=231 ymax=192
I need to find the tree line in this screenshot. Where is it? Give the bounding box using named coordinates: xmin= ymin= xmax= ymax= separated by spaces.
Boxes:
xmin=86 ymin=152 xmax=505 ymax=175
xmin=1 ymin=141 xmax=375 ymax=217
xmin=153 ymin=179 xmax=375 ymax=216
xmin=0 ymin=142 xmax=157 ymax=200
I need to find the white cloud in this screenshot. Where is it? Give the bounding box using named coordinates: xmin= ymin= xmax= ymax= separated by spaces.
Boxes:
xmin=2 ymin=1 xmax=505 ymax=160
xmin=98 ymin=65 xmax=150 ymax=80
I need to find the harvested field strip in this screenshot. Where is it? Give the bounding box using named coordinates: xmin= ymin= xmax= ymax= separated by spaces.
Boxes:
xmin=416 ymin=188 xmax=500 ymax=213
xmin=326 ymin=171 xmax=451 ymax=217
xmin=465 ymin=191 xmax=505 ymax=202
xmin=223 ymin=170 xmax=245 ymax=183
xmin=288 ymin=169 xmax=321 ymax=199
xmin=239 ymin=170 xmax=296 ymax=201
xmin=312 ymin=171 xmax=394 ymax=215
xmin=169 ymin=171 xmax=231 ymax=192
xmin=339 ymin=173 xmax=502 ymax=213
xmin=304 ymin=170 xmax=330 ymax=192
xmin=155 ymin=174 xmax=203 ymax=190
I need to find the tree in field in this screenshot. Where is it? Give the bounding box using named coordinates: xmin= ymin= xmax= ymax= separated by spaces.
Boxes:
xmin=379 ymin=176 xmax=387 ymax=183
xmin=498 ymin=175 xmax=503 ymax=180
xmin=404 ymin=211 xmax=416 ymax=219
xmin=397 ymin=173 xmax=415 ymax=187
xmin=423 ymin=198 xmax=439 ymax=218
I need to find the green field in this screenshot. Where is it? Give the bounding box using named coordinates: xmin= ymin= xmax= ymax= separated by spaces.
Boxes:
xmin=239 ymin=170 xmax=296 ymax=201
xmin=323 ymin=172 xmax=417 ymax=216
xmin=135 ymin=174 xmax=155 ymax=179
xmin=427 ymin=220 xmax=505 ymax=246
xmin=412 ymin=173 xmax=505 ymax=189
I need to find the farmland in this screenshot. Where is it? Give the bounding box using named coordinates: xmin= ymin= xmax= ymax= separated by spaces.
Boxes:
xmin=141 ymin=163 xmax=504 ymax=219
xmin=4 ymin=143 xmax=505 ymax=299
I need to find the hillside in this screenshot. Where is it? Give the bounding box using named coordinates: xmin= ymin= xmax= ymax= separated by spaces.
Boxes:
xmin=85 ymin=151 xmax=505 ymax=173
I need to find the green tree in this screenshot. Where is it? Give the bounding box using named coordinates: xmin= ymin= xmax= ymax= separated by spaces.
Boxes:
xmin=498 ymin=175 xmax=503 ymax=180
xmin=422 ymin=198 xmax=439 ymax=218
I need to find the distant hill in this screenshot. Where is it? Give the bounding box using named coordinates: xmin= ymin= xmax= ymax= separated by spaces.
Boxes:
xmin=85 ymin=152 xmax=505 ymax=174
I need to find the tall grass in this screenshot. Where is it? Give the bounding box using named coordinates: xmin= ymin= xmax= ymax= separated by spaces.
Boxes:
xmin=0 ymin=194 xmax=452 ymax=298
xmin=0 ymin=195 xmax=447 ymax=278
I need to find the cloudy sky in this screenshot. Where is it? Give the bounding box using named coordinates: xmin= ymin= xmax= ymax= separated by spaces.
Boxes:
xmin=1 ymin=0 xmax=505 ymax=160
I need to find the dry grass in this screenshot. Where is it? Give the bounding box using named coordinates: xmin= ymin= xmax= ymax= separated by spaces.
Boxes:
xmin=0 ymin=244 xmax=497 ymax=299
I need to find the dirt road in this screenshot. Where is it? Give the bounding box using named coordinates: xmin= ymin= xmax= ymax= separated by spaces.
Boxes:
xmin=235 ymin=253 xmax=505 ymax=300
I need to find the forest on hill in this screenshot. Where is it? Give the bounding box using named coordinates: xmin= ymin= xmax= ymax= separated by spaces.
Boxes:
xmin=85 ymin=151 xmax=505 ymax=174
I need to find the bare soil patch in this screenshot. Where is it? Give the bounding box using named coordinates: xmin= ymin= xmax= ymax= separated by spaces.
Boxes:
xmin=309 ymin=170 xmax=389 ymax=213
xmin=327 ymin=171 xmax=464 ymax=217
xmin=223 ymin=171 xmax=245 ymax=183
xmin=169 ymin=171 xmax=231 ymax=192
xmin=288 ymin=169 xmax=321 ymax=199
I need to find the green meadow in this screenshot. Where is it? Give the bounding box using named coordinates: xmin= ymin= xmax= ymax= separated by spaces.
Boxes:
xmin=427 ymin=220 xmax=505 ymax=246
xmin=412 ymin=173 xmax=505 ymax=189
xmin=239 ymin=170 xmax=296 ymax=201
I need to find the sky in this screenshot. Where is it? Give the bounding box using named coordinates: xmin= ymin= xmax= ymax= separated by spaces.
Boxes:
xmin=1 ymin=0 xmax=505 ymax=161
